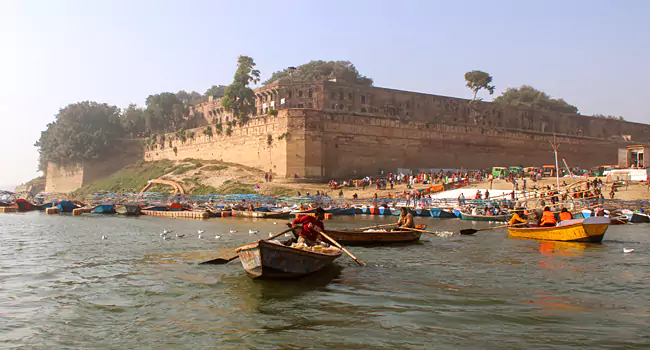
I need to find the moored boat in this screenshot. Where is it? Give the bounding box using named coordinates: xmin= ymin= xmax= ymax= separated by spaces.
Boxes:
xmin=92 ymin=203 xmax=116 ymax=214
xmin=507 ymin=216 xmax=610 ymax=243
xmin=57 ymin=200 xmax=78 ymax=213
xmin=235 ymin=240 xmax=342 ymax=279
xmin=620 ymin=209 xmax=648 ymax=223
xmin=325 ymin=224 xmax=428 ymax=245
xmin=14 ymin=199 xmax=38 ymax=212
xmin=429 ymin=208 xmax=457 ymax=218
xmin=116 ymin=204 xmax=142 ymax=216
xmin=459 ymin=212 xmax=511 ymax=222
xmin=231 ymin=210 xmax=292 ymax=219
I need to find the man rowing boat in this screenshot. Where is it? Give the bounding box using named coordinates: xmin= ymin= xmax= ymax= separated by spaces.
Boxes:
xmin=395 ymin=207 xmax=415 ymax=230
xmin=287 ymin=207 xmax=326 ymax=246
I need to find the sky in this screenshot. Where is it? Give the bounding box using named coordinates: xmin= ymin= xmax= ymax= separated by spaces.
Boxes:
xmin=1 ymin=0 xmax=649 ymax=190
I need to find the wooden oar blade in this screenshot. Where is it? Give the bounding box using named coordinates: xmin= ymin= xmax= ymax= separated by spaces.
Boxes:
xmin=459 ymin=228 xmax=478 ymax=235
xmin=199 ymin=254 xmax=238 ymax=265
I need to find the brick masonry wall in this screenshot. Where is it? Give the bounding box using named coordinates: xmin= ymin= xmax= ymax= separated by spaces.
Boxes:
xmin=144 ymin=115 xmax=289 ymax=176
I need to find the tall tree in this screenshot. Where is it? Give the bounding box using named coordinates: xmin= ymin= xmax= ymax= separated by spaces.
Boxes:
xmin=464 ymin=70 xmax=496 ymax=104
xmin=221 ymin=55 xmax=260 ymax=124
xmin=35 ymin=101 xmax=123 ymax=170
xmin=204 ymin=85 xmax=227 ymax=99
xmin=264 ymin=60 xmax=373 ymax=86
xmin=145 ymin=92 xmax=187 ymax=132
xmin=121 ymin=104 xmax=146 ymax=135
xmin=493 ymin=85 xmax=579 ymax=113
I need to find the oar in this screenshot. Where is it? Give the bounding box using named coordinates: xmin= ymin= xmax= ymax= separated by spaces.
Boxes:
xmin=459 ymin=222 xmax=528 ymax=235
xmin=357 ymin=223 xmax=397 ymax=230
xmin=398 ymin=227 xmax=453 ymax=237
xmin=318 ymin=230 xmax=365 ymax=266
xmin=199 ymin=228 xmax=293 ymax=265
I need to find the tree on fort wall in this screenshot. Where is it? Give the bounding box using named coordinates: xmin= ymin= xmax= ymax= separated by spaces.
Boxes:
xmin=264 ymin=60 xmax=373 ymax=86
xmin=221 ymin=55 xmax=260 ymax=126
xmin=35 ymin=101 xmax=123 ymax=171
xmin=464 ymin=70 xmax=495 ymax=125
xmin=493 ymin=85 xmax=579 ymax=114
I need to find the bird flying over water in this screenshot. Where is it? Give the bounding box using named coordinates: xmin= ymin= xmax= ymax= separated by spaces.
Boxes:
xmin=198 ymin=230 xmax=205 ymax=234
xmin=215 ymin=235 xmax=221 ymax=239
xmin=101 ymin=235 xmax=107 ymax=240
xmin=624 ymin=248 xmax=635 ymax=253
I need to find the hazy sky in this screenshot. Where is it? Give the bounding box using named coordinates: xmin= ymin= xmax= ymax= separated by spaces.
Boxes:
xmin=1 ymin=0 xmax=649 ymax=189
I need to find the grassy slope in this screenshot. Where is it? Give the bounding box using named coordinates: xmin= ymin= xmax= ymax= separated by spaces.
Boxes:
xmin=69 ymin=158 xmax=297 ymax=198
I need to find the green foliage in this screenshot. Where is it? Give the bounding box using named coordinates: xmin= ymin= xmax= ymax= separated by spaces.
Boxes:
xmin=173 ymin=146 xmax=178 ymax=156
xmin=188 ymin=131 xmax=196 ymax=140
xmin=264 ymin=60 xmax=373 ymax=86
xmin=267 ymin=134 xmax=273 ymax=146
xmin=221 ymin=56 xmax=260 ymax=124
xmin=464 ymin=70 xmax=495 ymax=103
xmin=202 ymin=165 xmax=228 ymax=171
xmin=216 ymin=180 xmax=257 ymax=194
xmin=190 ymin=183 xmax=221 ymax=196
xmin=593 ymin=114 xmax=625 ymax=121
xmin=168 ymin=139 xmax=173 ymax=148
xmin=225 ymin=126 xmax=233 ymax=136
xmin=270 ymin=187 xmax=295 ymax=197
xmin=121 ymin=104 xmax=146 ymax=135
xmin=203 ymin=126 xmax=213 ymax=138
xmin=69 ymin=160 xmax=174 ymax=198
xmin=172 ymin=163 xmax=201 ymax=175
xmin=493 ymin=85 xmax=579 ymax=113
xmin=215 ymin=122 xmax=223 ymax=134
xmin=204 ymin=85 xmax=227 ymax=98
xmin=35 ymin=101 xmax=123 ymax=170
xmin=277 ymin=132 xmax=290 ymax=140
xmin=268 ymin=109 xmax=278 ymax=116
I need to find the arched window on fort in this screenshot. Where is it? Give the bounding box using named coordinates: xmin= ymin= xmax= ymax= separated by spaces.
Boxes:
xmin=308 ymin=88 xmax=313 ymax=98
xmin=361 ymin=95 xmax=366 ymax=104
xmin=298 ymin=90 xmax=304 ymax=97
xmin=339 ymin=91 xmax=344 ymax=100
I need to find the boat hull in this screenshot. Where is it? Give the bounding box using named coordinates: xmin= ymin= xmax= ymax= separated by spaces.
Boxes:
xmin=429 ymin=208 xmax=457 ymax=218
xmin=507 ymin=217 xmax=609 ymax=242
xmin=236 ymin=240 xmax=341 ymax=279
xmin=92 ymin=204 xmax=116 ymax=214
xmin=630 ymin=213 xmax=650 ymax=223
xmin=459 ymin=212 xmax=511 ymax=222
xmin=325 ymin=229 xmax=421 ymax=245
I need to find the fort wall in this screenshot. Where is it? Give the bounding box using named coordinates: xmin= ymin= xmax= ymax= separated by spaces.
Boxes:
xmin=144 ymin=115 xmax=289 ymax=176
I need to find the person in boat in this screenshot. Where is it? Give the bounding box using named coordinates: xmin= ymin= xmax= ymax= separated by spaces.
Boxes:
xmin=559 ymin=208 xmax=573 ymax=221
xmin=395 ymin=207 xmax=415 ymax=230
xmin=248 ymin=204 xmax=255 ymax=211
xmin=538 ymin=206 xmax=557 ymax=227
xmin=509 ymin=209 xmax=528 ymax=227
xmin=288 ymin=207 xmax=326 ymax=247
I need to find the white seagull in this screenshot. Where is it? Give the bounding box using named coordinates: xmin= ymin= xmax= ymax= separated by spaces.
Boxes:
xmin=229 ymin=229 xmax=238 ymax=233
xmin=215 ymin=235 xmax=221 ymax=239
xmin=249 ymin=229 xmax=259 ymax=235
xmin=284 ymin=233 xmax=293 ymax=237
xmin=273 ymin=222 xmax=277 ymax=225
xmin=163 ymin=229 xmax=173 ymax=235
xmin=623 ymin=248 xmax=635 ymax=253
xmin=176 ymin=233 xmax=185 ymax=238
xmin=198 ymin=230 xmax=205 ymax=234
xmin=163 ymin=235 xmax=170 ymax=240
xmin=198 ymin=234 xmax=204 ymax=239
xmin=101 ymin=235 xmax=107 ymax=240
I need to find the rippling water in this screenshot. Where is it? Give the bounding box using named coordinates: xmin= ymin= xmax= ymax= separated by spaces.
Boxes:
xmin=2 ymin=212 xmax=649 ymax=349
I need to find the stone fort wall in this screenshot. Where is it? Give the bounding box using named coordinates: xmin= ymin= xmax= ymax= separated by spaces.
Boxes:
xmin=144 ymin=115 xmax=289 ymax=176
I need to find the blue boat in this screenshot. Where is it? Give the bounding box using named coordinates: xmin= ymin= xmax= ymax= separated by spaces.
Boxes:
xmin=57 ymin=200 xmax=77 ymax=213
xmin=429 ymin=208 xmax=457 ymax=218
xmin=92 ymin=203 xmax=116 ymax=214
xmin=378 ymin=207 xmax=390 ymax=215
xmin=361 ymin=206 xmax=369 ymax=214
xmin=37 ymin=203 xmax=53 ymax=211
xmin=328 ymin=208 xmax=356 ymax=216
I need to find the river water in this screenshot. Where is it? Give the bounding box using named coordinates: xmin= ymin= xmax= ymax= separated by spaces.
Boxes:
xmin=1 ymin=212 xmax=649 ymax=349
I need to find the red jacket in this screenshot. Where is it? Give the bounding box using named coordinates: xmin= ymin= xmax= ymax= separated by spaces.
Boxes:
xmin=292 ymin=215 xmax=324 ymax=242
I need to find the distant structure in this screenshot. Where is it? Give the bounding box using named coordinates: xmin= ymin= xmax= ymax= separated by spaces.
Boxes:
xmin=146 ymin=79 xmax=650 ymax=180
xmin=47 ymin=79 xmax=650 ymax=192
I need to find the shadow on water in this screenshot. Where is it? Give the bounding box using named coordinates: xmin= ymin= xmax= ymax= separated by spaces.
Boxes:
xmin=253 ymin=264 xmax=344 ymax=301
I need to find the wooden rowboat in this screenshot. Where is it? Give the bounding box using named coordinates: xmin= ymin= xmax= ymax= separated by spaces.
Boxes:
xmin=231 ymin=210 xmax=292 ymax=219
xmin=235 ymin=240 xmax=342 ymax=279
xmin=459 ymin=212 xmax=511 ymax=222
xmin=324 ymin=224 xmax=427 ymax=245
xmin=507 ymin=216 xmax=610 ymax=243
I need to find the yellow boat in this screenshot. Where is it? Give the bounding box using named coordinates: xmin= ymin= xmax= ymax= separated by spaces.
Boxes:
xmin=507 ymin=217 xmax=610 ymax=243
